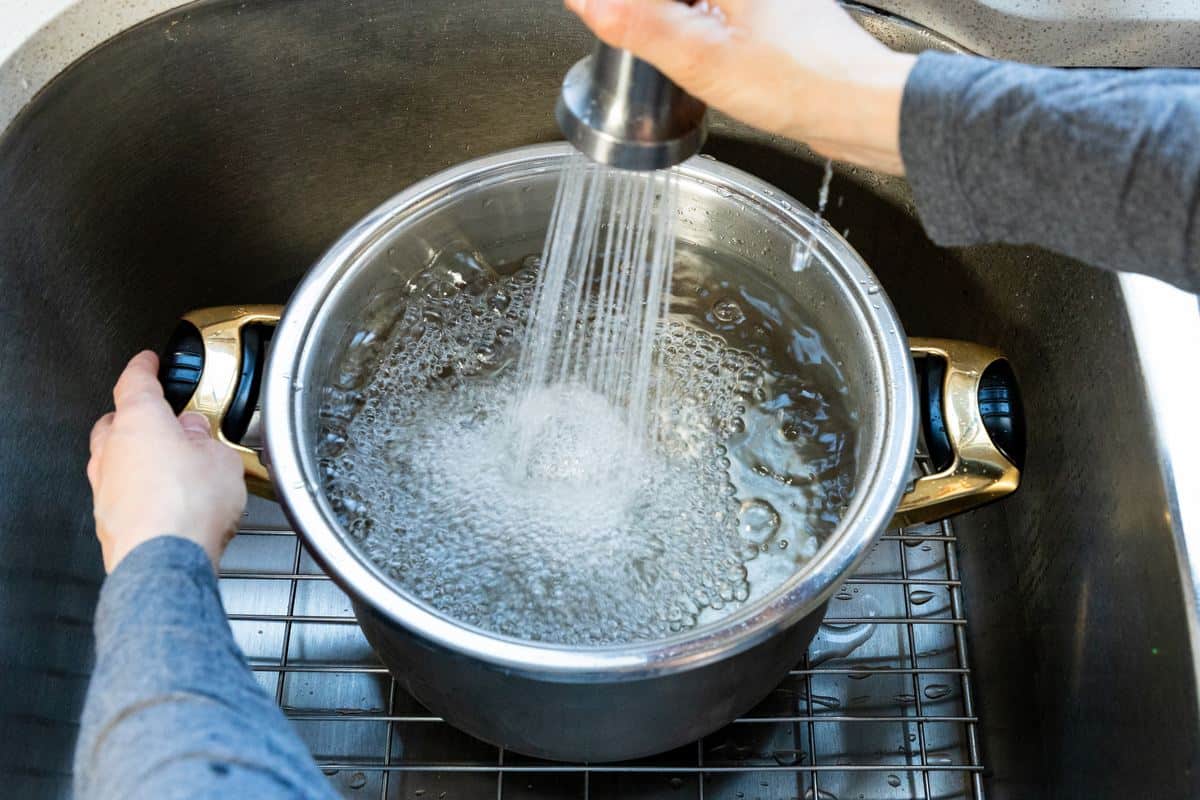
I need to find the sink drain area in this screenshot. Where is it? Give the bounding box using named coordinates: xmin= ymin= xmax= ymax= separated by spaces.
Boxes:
xmin=219 ymin=455 xmax=984 ymax=800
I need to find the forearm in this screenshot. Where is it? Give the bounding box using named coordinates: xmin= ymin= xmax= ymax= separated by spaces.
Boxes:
xmin=900 ymin=52 xmax=1200 ymax=292
xmin=74 ymin=536 xmax=335 ymax=800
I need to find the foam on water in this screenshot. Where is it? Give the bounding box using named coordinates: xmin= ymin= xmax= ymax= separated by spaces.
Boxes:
xmin=319 ymin=248 xmax=857 ymax=646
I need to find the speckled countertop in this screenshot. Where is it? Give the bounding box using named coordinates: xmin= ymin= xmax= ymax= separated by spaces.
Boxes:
xmin=0 ymin=0 xmax=187 ymax=131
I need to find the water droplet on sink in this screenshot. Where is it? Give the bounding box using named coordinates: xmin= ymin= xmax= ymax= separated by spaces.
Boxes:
xmin=887 ymin=774 xmax=902 ymax=788
xmin=806 ymin=692 xmax=842 ymax=710
xmin=348 ymin=772 xmax=367 ymax=789
xmin=773 ymin=749 xmax=804 ymax=766
xmin=909 ymin=589 xmax=935 ymax=605
xmin=924 ymin=683 xmax=952 ymax=700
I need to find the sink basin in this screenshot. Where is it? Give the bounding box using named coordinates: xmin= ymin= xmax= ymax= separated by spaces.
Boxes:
xmin=1 ymin=2 xmax=1196 ymax=798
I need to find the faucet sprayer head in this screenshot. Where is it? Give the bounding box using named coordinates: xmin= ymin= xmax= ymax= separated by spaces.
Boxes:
xmin=556 ymin=43 xmax=707 ymax=171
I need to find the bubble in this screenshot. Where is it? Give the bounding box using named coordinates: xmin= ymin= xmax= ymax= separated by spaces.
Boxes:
xmin=711 ymin=298 xmax=746 ymax=325
xmin=738 ymin=499 xmax=780 ymax=544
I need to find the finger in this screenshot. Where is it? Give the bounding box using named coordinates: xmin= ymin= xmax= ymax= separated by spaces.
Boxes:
xmin=567 ymin=0 xmax=733 ymax=86
xmin=86 ymin=454 xmax=101 ymax=490
xmin=209 ymin=437 xmax=247 ymax=477
xmin=112 ymin=351 xmax=166 ymax=412
xmin=90 ymin=412 xmax=115 ymax=457
xmin=179 ymin=411 xmax=214 ymax=442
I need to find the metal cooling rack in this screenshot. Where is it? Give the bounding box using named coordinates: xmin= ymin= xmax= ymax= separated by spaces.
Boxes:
xmin=218 ymin=455 xmax=985 ymax=800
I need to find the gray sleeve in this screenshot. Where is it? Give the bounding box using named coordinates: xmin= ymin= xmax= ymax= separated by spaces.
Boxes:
xmin=74 ymin=536 xmax=338 ymax=800
xmin=900 ymin=51 xmax=1200 ymax=293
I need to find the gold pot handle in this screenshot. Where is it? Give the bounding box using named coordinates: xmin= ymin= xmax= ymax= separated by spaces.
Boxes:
xmin=160 ymin=305 xmax=284 ymax=498
xmin=161 ymin=312 xmax=1022 ymax=521
xmin=890 ymin=338 xmax=1024 ymax=529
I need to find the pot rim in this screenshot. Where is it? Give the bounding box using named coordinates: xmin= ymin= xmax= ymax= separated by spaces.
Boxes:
xmin=262 ymin=142 xmax=917 ymax=680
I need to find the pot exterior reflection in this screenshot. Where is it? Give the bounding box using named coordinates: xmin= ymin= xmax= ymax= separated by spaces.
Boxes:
xmin=355 ymin=599 xmax=826 ymax=762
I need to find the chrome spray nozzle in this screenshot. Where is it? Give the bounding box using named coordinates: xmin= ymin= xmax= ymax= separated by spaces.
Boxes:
xmin=556 ymin=43 xmax=707 ymax=171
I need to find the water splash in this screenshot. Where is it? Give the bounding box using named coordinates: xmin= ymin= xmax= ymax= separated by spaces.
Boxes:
xmin=794 ymin=158 xmax=835 ymax=273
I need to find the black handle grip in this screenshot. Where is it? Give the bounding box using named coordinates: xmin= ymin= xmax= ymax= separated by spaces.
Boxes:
xmin=158 ymin=320 xmax=273 ymax=444
xmin=160 ymin=320 xmax=205 ymax=416
xmin=978 ymin=359 xmax=1025 ymax=470
xmin=916 ymin=354 xmax=1025 ymax=472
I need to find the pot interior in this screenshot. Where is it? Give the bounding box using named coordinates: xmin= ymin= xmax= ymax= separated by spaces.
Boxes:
xmin=286 ymin=145 xmax=908 ymax=650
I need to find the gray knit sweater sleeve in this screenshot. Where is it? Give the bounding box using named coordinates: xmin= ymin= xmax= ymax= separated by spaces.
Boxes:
xmin=900 ymin=51 xmax=1200 ymax=293
xmin=74 ymin=536 xmax=338 ymax=800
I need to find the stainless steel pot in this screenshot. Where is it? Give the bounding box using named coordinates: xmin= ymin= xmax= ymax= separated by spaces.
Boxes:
xmin=161 ymin=143 xmax=1022 ymax=761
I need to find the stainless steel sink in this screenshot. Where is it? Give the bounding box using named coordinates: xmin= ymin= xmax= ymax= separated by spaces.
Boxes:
xmin=1 ymin=2 xmax=1196 ymax=798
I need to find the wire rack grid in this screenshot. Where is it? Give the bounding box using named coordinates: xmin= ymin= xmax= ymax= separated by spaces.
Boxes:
xmin=218 ymin=459 xmax=986 ymax=800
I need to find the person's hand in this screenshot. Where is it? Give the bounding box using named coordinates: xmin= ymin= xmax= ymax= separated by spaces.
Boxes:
xmin=564 ymin=0 xmax=916 ymax=175
xmin=87 ymin=351 xmax=247 ymax=572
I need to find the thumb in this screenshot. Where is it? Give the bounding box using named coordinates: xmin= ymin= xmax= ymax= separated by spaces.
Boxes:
xmin=566 ymin=0 xmax=732 ymax=90
xmin=179 ymin=412 xmax=215 ymax=442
